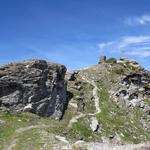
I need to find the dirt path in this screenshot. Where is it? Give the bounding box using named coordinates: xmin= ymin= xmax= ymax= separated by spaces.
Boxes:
xmin=84 ymin=142 xmax=150 ymax=150
xmin=51 ymin=141 xmax=150 ymax=150
xmin=15 ymin=124 xmax=46 ymax=133
xmin=5 ymin=124 xmax=47 ymax=150
xmin=6 ymin=139 xmax=18 ymax=150
xmin=81 ymin=76 xmax=101 ymax=114
xmin=68 ymin=113 xmax=86 ymax=128
xmin=91 ymin=81 xmax=101 ymax=114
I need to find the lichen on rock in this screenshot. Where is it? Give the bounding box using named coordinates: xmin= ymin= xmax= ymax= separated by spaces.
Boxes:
xmin=0 ymin=59 xmax=67 ymax=119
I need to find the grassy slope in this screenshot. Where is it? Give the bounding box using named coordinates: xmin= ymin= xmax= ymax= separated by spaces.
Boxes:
xmin=76 ymin=63 xmax=150 ymax=143
xmin=0 ymin=107 xmax=75 ymax=150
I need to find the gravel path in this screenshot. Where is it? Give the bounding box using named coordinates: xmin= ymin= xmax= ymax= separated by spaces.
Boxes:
xmin=81 ymin=76 xmax=101 ymax=114
xmin=5 ymin=124 xmax=46 ymax=150
xmin=68 ymin=113 xmax=86 ymax=128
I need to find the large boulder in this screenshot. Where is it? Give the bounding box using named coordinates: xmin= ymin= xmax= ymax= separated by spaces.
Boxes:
xmin=0 ymin=59 xmax=67 ymax=119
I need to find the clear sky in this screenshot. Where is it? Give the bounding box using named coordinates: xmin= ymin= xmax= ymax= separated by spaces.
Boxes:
xmin=0 ymin=0 xmax=150 ymax=70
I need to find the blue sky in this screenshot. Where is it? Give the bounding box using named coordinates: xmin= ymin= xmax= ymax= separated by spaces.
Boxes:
xmin=0 ymin=0 xmax=150 ymax=70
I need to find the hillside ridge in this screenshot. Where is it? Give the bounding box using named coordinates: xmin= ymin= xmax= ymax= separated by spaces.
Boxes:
xmin=0 ymin=56 xmax=150 ymax=150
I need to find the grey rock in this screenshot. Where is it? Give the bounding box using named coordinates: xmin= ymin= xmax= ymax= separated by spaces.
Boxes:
xmin=76 ymin=95 xmax=84 ymax=100
xmin=0 ymin=59 xmax=67 ymax=119
xmin=130 ymin=99 xmax=142 ymax=107
xmin=90 ymin=117 xmax=99 ymax=132
xmin=23 ymin=103 xmax=34 ymax=112
xmin=65 ymin=71 xmax=78 ymax=81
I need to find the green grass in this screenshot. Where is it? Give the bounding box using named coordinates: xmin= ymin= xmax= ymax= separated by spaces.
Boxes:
xmin=81 ymin=82 xmax=95 ymax=113
xmin=0 ymin=112 xmax=39 ymax=149
xmin=12 ymin=128 xmax=44 ymax=150
xmin=0 ymin=112 xmax=34 ymax=139
xmin=71 ymin=116 xmax=100 ymax=142
xmin=73 ymin=121 xmax=92 ymax=140
xmin=145 ymin=99 xmax=150 ymax=106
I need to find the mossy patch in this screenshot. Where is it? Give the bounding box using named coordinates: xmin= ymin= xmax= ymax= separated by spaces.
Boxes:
xmin=112 ymin=65 xmax=125 ymax=75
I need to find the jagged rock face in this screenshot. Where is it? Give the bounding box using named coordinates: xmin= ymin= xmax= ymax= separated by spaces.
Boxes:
xmin=112 ymin=71 xmax=150 ymax=114
xmin=0 ymin=60 xmax=67 ymax=119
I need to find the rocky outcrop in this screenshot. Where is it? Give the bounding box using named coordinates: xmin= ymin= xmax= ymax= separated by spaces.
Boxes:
xmin=65 ymin=71 xmax=78 ymax=81
xmin=112 ymin=70 xmax=150 ymax=114
xmin=117 ymin=58 xmax=143 ymax=70
xmin=0 ymin=59 xmax=67 ymax=119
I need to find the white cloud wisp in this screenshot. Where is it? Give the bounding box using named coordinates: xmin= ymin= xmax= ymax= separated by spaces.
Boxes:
xmin=125 ymin=15 xmax=150 ymax=26
xmin=98 ymin=36 xmax=150 ymax=58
